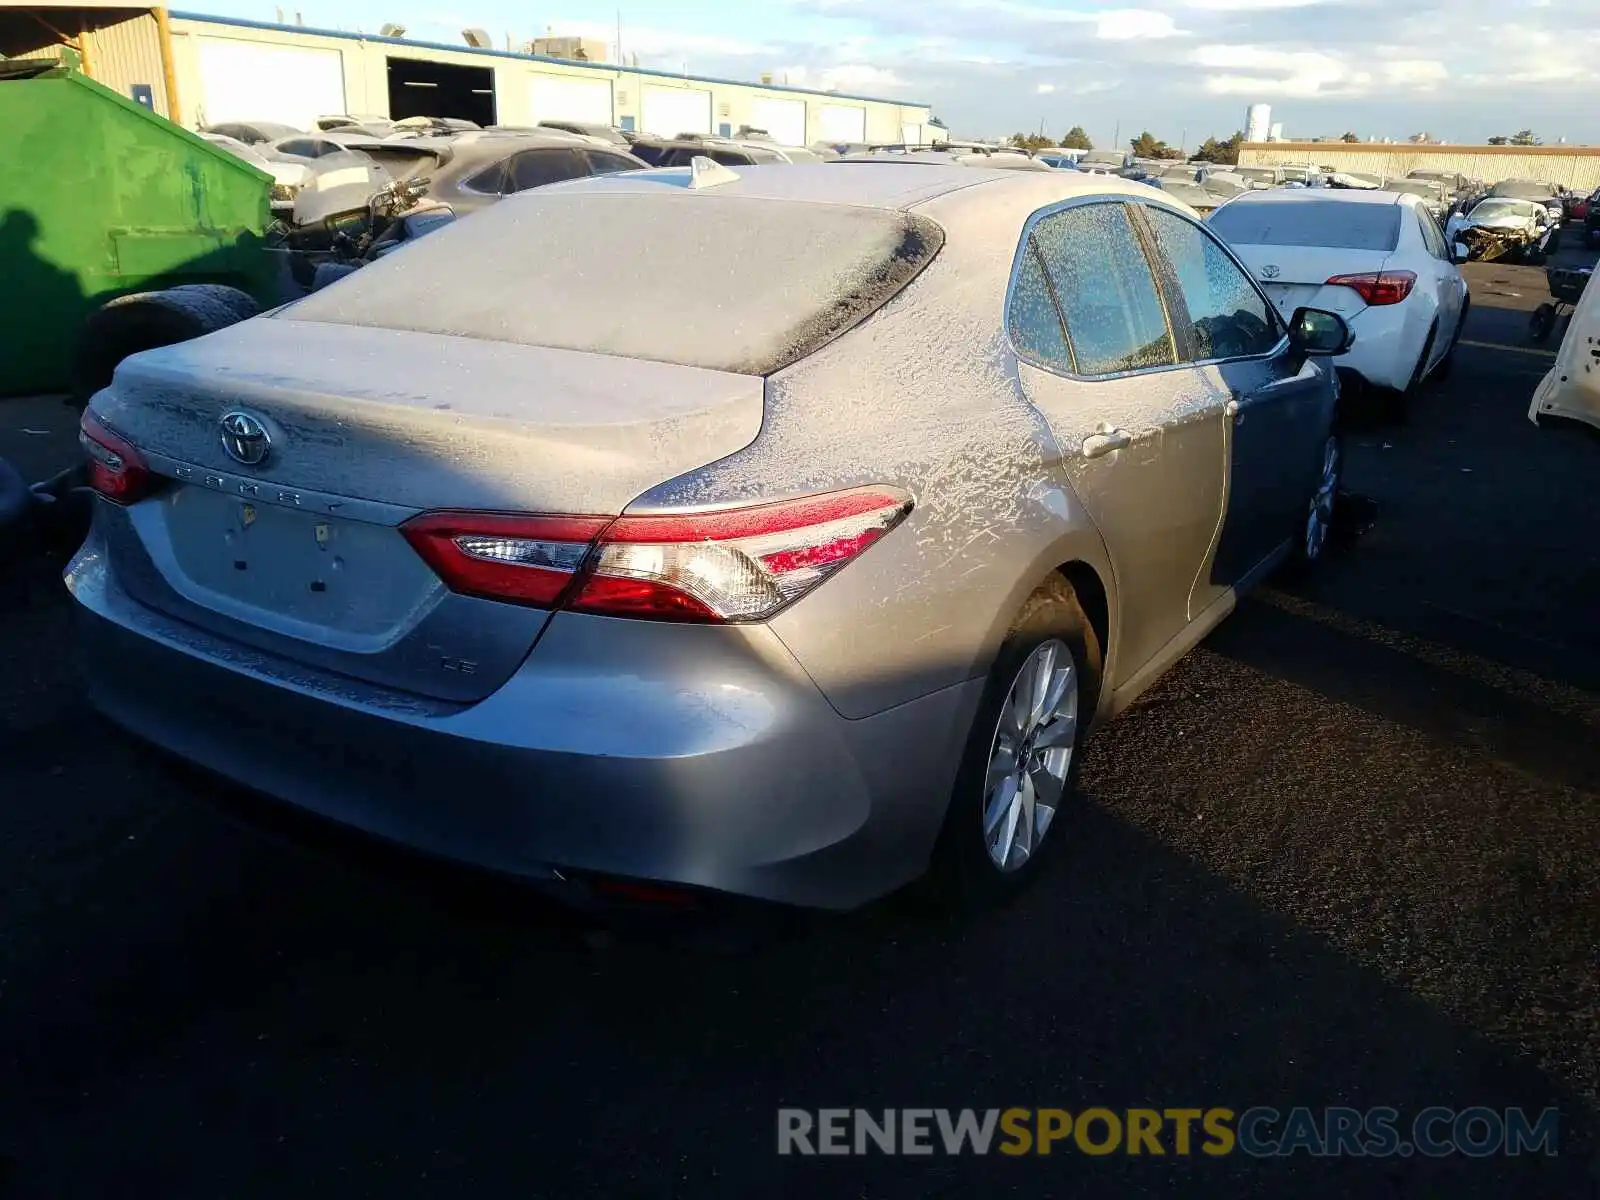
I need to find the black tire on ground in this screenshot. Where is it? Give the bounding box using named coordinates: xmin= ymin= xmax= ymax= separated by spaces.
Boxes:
xmin=926 ymin=574 xmax=1103 ymax=911
xmin=1284 ymin=431 xmax=1343 ymax=575
xmin=1435 ymin=296 xmax=1470 ymax=379
xmin=1530 ymin=303 xmax=1558 ymax=343
xmin=71 ymin=285 xmax=259 ymax=408
xmin=1393 ymin=323 xmax=1438 ymax=421
xmin=0 ymin=455 xmax=31 ymax=541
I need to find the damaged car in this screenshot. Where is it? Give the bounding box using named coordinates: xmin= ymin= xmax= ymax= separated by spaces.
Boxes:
xmin=1529 ymin=266 xmax=1598 ymax=432
xmin=1445 ymin=195 xmax=1560 ymax=262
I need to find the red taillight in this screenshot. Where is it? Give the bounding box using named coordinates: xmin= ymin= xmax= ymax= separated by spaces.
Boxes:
xmin=401 ymin=487 xmax=913 ymax=623
xmin=1324 ymin=270 xmax=1417 ymax=306
xmin=79 ymin=410 xmax=159 ymax=504
xmin=400 ymin=511 xmax=610 ymax=608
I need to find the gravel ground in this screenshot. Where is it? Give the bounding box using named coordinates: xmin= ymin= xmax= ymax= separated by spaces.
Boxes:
xmin=0 ymin=251 xmax=1596 ymax=1197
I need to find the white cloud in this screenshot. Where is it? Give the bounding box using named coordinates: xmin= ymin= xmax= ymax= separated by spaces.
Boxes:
xmin=1068 ymin=80 xmax=1119 ymax=95
xmin=1096 ymin=9 xmax=1182 ymax=39
xmin=776 ymin=63 xmax=908 ymax=91
xmin=1036 ymin=82 xmax=1056 ymax=94
xmin=1380 ymin=59 xmax=1448 ymax=89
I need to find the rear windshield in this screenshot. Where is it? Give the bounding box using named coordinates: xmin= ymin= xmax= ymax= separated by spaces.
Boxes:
xmin=1234 ymin=168 xmax=1276 ymax=182
xmin=1208 ymin=200 xmax=1401 ymax=251
xmin=280 ymin=190 xmax=945 ymax=375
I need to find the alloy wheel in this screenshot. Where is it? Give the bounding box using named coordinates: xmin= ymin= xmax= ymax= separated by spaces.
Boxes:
xmin=1304 ymin=435 xmax=1340 ymax=562
xmin=982 ymin=638 xmax=1078 ymax=872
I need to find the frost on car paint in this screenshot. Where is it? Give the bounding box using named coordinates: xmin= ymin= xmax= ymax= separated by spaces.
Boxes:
xmin=280 ymin=191 xmax=946 ymax=377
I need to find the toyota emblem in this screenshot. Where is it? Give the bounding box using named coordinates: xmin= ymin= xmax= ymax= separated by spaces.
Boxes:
xmin=1260 ymin=264 xmax=1281 ymax=280
xmin=219 ymin=411 xmax=271 ymax=466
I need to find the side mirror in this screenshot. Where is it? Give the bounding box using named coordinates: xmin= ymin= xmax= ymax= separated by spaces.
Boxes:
xmin=1289 ymin=307 xmax=1353 ymax=356
xmin=1452 ymin=242 xmax=1471 ymax=264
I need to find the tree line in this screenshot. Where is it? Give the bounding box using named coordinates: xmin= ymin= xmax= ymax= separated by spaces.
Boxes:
xmin=1006 ymin=127 xmax=1247 ymax=164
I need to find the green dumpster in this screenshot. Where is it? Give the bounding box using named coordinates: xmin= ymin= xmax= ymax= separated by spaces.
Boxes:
xmin=0 ymin=61 xmax=274 ymax=396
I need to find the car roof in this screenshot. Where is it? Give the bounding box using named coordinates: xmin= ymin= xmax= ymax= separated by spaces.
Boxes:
xmin=537 ymin=160 xmax=1180 ymax=219
xmin=1224 ymin=188 xmax=1403 ymax=206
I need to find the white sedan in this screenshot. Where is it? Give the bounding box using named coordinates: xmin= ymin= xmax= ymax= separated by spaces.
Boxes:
xmin=1208 ymin=189 xmax=1471 ymax=411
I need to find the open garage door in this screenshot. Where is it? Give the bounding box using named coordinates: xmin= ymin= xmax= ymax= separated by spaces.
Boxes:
xmin=194 ymin=36 xmax=346 ymax=131
xmin=387 ymin=57 xmax=495 ymax=127
xmin=528 ymin=74 xmax=614 ymax=125
xmin=749 ymin=96 xmax=805 ymax=147
xmin=641 ymin=85 xmax=711 ymax=137
xmin=818 ymin=104 xmax=866 ymax=145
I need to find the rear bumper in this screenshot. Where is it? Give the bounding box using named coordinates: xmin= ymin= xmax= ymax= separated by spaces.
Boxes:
xmin=67 ymin=536 xmax=978 ymax=910
xmin=1341 ymin=305 xmax=1419 ymax=392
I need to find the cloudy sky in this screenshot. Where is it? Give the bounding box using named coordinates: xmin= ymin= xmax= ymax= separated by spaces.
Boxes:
xmin=205 ymin=0 xmax=1600 ymax=145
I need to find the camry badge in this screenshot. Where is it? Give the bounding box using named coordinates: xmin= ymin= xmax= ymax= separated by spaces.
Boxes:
xmin=220 ymin=411 xmax=271 ymax=467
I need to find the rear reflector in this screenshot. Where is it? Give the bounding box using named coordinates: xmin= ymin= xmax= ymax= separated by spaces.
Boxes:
xmin=79 ymin=410 xmax=159 ymax=504
xmin=402 ymin=487 xmax=913 ymax=623
xmin=1324 ymin=270 xmax=1417 ymax=306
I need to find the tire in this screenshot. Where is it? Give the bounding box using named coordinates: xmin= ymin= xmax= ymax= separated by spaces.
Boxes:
xmin=1434 ymin=297 xmax=1469 ymax=380
xmin=72 ymin=285 xmax=260 ymax=408
xmin=1287 ymin=432 xmax=1342 ymax=571
xmin=927 ymin=575 xmax=1103 ymax=910
xmin=1393 ymin=322 xmax=1438 ymax=421
xmin=1530 ymin=303 xmax=1557 ymax=343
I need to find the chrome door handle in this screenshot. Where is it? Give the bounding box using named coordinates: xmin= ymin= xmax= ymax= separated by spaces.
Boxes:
xmin=1082 ymin=429 xmax=1132 ymax=459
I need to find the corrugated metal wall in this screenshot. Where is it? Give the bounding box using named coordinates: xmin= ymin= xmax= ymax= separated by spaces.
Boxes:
xmin=86 ymin=11 xmax=169 ymax=118
xmin=0 ymin=9 xmax=169 ymax=117
xmin=1240 ymin=143 xmax=1600 ymax=191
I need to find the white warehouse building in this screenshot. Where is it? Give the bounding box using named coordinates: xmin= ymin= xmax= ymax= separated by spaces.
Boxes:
xmin=163 ymin=11 xmax=932 ymax=145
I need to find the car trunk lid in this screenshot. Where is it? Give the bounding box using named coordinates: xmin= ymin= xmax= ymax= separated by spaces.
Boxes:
xmin=1226 ymin=244 xmax=1389 ymax=322
xmin=90 ymin=318 xmax=764 ymax=701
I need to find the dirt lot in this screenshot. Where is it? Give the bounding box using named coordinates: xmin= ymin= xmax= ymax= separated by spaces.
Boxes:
xmin=1 ymin=248 xmax=1597 ymax=1197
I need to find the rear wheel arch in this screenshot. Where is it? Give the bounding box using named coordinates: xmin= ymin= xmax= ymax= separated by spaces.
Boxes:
xmin=1054 ymin=560 xmax=1109 ymax=715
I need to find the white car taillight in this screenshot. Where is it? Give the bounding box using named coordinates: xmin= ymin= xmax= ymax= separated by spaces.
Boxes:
xmin=79 ymin=410 xmax=161 ymax=504
xmin=401 ymin=488 xmax=913 ymax=623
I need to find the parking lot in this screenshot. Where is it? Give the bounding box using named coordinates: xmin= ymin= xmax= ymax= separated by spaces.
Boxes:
xmin=1 ymin=237 xmax=1598 ymax=1195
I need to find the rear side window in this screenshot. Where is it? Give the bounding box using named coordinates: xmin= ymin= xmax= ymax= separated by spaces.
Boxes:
xmin=511 ymin=149 xmax=584 ymax=191
xmin=1416 ymin=209 xmax=1448 ymax=259
xmin=281 ymin=192 xmax=946 ymax=375
xmin=1007 ymin=243 xmax=1074 ymax=371
xmin=1208 ymin=200 xmax=1401 ymax=252
xmin=463 ymin=160 xmax=511 ymax=194
xmin=1140 ymin=205 xmax=1279 ymax=361
xmin=1029 ymin=203 xmax=1176 ymax=376
xmin=583 ymin=150 xmax=639 ymax=175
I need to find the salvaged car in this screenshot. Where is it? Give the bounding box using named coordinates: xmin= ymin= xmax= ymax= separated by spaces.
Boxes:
xmin=69 ymin=164 xmax=1351 ymax=913
xmin=198 ymin=133 xmax=313 ymax=213
xmin=1381 ymin=178 xmax=1449 ymax=223
xmin=1528 ymin=266 xmax=1599 ymax=432
xmin=1445 ymin=196 xmax=1559 ymax=262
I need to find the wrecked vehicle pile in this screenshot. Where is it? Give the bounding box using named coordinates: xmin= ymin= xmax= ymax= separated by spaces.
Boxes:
xmin=1445 ymin=196 xmax=1559 ymax=263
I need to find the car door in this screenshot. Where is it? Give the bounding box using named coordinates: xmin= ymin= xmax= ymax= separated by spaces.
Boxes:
xmin=1137 ymin=201 xmax=1332 ymax=591
xmin=1415 ymin=204 xmax=1467 ymax=362
xmin=1010 ymin=200 xmax=1230 ymax=686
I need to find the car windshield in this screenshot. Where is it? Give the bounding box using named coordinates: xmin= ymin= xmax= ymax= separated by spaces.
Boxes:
xmin=1470 ymin=199 xmax=1540 ymax=220
xmin=1234 ymin=168 xmax=1276 ymax=183
xmin=1491 ymin=179 xmax=1554 ymax=199
xmin=1208 ymin=200 xmax=1402 ymax=251
xmin=280 ymin=191 xmax=945 ymax=375
xmin=1384 ymin=180 xmax=1440 ymax=198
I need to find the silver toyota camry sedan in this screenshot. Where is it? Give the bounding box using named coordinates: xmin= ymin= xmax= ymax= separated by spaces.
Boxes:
xmin=69 ymin=162 xmax=1351 ymax=911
